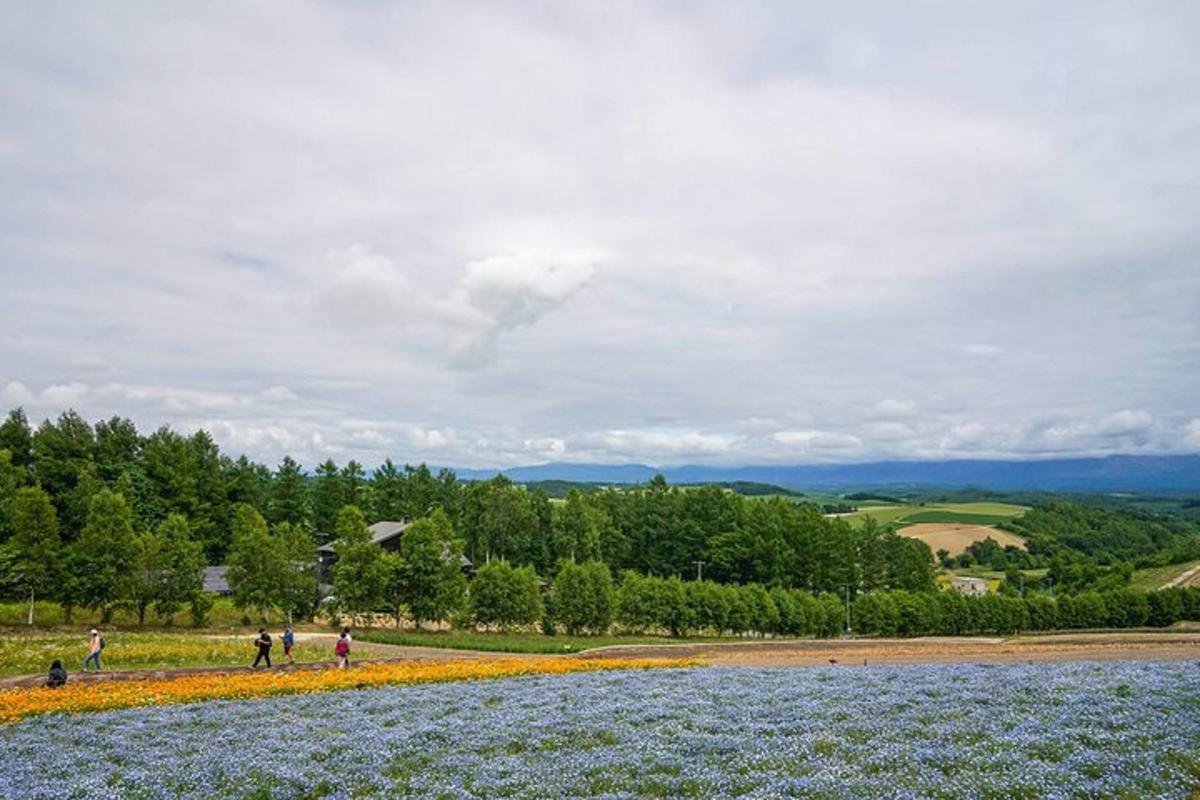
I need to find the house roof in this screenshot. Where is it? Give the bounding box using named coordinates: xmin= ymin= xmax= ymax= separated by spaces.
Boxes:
xmin=369 ymin=520 xmax=410 ymax=545
xmin=203 ymin=565 xmax=230 ymax=593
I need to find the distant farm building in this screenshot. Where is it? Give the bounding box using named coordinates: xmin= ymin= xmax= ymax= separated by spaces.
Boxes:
xmin=950 ymin=576 xmax=989 ymax=596
xmin=202 ymin=566 xmax=232 ymax=596
xmin=316 ymin=519 xmax=474 ymax=585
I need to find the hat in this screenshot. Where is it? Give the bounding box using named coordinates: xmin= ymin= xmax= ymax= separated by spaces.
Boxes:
xmin=90 ymin=629 xmax=98 ymax=635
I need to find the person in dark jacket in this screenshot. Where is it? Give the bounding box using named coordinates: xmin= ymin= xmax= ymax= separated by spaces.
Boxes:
xmin=251 ymin=628 xmax=272 ymax=668
xmin=46 ymin=660 xmax=67 ymax=688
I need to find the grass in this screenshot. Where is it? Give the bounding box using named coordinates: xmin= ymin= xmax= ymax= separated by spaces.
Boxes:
xmin=1131 ymin=560 xmax=1200 ymax=591
xmin=0 ymin=598 xmax=280 ymax=629
xmin=354 ymin=629 xmax=728 ymax=654
xmin=897 ymin=510 xmax=1016 ymax=526
xmin=0 ymin=631 xmax=332 ymax=679
xmin=838 ymin=501 xmax=1028 ymax=529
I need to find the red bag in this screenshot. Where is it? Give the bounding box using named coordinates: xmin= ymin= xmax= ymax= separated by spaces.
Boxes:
xmin=335 ymin=639 xmax=349 ymax=657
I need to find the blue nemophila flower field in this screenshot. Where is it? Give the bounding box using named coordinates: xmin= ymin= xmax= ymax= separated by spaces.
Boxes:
xmin=1 ymin=661 xmax=1198 ymax=799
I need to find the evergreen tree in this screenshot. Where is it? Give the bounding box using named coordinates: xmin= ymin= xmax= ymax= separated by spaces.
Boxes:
xmin=369 ymin=459 xmax=405 ymax=521
xmin=269 ymin=456 xmax=311 ymax=527
xmin=342 ymin=460 xmax=368 ymax=512
xmin=0 ymin=449 xmax=19 ymax=542
xmin=32 ymin=411 xmax=96 ymax=532
xmin=310 ymin=459 xmax=344 ymax=538
xmin=0 ymin=408 xmax=33 ymax=470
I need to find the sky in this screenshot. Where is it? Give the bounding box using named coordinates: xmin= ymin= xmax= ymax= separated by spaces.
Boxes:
xmin=1 ymin=2 xmax=1198 ymax=469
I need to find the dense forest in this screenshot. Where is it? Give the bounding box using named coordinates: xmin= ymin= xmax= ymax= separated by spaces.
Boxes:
xmin=2 ymin=408 xmax=1199 ymax=631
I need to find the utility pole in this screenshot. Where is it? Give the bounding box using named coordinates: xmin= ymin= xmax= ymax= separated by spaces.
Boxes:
xmin=840 ymin=583 xmax=853 ymax=635
xmin=692 ymin=560 xmax=706 ymax=581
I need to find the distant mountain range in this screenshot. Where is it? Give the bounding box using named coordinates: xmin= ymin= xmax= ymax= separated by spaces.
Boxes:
xmin=453 ymin=454 xmax=1200 ymax=492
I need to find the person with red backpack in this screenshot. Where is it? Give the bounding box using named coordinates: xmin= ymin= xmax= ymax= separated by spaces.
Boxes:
xmin=334 ymin=632 xmax=350 ymax=669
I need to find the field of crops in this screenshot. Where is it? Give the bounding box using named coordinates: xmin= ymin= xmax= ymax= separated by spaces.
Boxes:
xmin=2 ymin=661 xmax=1197 ymax=798
xmin=838 ymin=501 xmax=1028 ymax=529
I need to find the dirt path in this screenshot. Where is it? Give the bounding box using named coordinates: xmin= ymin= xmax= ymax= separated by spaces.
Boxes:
xmin=580 ymin=631 xmax=1200 ymax=667
xmin=1164 ymin=563 xmax=1200 ymax=589
xmin=5 ymin=632 xmax=1196 ymax=689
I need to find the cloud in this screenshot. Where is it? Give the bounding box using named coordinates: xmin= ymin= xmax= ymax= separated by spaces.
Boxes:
xmin=316 ymin=246 xmax=598 ymax=368
xmin=445 ymin=251 xmax=598 ymax=367
xmin=0 ymin=3 xmax=1197 ymax=467
xmin=40 ymin=383 xmax=90 ymax=408
xmin=1 ymin=381 xmax=35 ymax=406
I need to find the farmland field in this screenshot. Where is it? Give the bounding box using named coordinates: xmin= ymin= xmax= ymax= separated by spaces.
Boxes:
xmin=835 ymin=501 xmax=1028 ymax=529
xmin=2 ymin=661 xmax=1199 ymax=798
xmin=898 ymin=522 xmax=1027 ymax=557
xmin=1131 ymin=560 xmax=1200 ymax=591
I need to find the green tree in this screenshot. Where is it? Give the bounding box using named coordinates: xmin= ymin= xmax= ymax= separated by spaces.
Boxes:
xmin=552 ymin=560 xmax=615 ymax=635
xmin=310 ymin=459 xmax=344 ymax=539
xmin=369 ymin=459 xmax=406 ymax=521
xmin=331 ymin=505 xmax=386 ymax=620
xmin=0 ymin=449 xmax=19 ymax=542
xmin=226 ymin=504 xmax=282 ymax=619
xmin=274 ymin=522 xmax=319 ymax=622
xmin=269 ymin=456 xmax=311 ymax=528
xmin=385 ymin=509 xmax=467 ymax=628
xmin=6 ymin=486 xmax=62 ymax=625
xmin=152 ymin=513 xmax=206 ymax=624
xmin=469 ymin=561 xmax=543 ymax=630
xmin=70 ymin=490 xmax=138 ymax=621
xmin=0 ymin=408 xmax=34 ymax=470
xmin=32 ymin=410 xmax=96 ymax=533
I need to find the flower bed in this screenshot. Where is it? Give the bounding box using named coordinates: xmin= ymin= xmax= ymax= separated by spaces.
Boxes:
xmin=1 ymin=660 xmax=1198 ymax=798
xmin=0 ymin=657 xmax=687 ymax=723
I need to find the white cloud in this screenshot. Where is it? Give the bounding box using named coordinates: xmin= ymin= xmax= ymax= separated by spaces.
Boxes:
xmin=1 ymin=381 xmax=35 ymax=405
xmin=0 ymin=3 xmax=1196 ymax=467
xmin=40 ymin=382 xmax=89 ymax=408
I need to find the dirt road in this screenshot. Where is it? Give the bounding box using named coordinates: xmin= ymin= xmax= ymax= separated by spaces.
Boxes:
xmin=580 ymin=631 xmax=1200 ymax=667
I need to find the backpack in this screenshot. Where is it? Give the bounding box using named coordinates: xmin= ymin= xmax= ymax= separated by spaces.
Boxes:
xmin=99 ymin=637 xmax=106 ymax=651
xmin=335 ymin=639 xmax=349 ymax=657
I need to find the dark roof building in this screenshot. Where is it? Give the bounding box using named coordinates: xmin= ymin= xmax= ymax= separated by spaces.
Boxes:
xmin=203 ymin=565 xmax=232 ymax=595
xmin=369 ymin=520 xmax=411 ymax=548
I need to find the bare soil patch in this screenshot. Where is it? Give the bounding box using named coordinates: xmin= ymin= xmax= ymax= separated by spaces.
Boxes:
xmin=898 ymin=522 xmax=1026 ymax=556
xmin=581 ymin=632 xmax=1200 ymax=667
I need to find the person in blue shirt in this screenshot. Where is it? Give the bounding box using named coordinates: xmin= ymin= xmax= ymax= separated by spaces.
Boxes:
xmin=282 ymin=624 xmax=295 ymax=665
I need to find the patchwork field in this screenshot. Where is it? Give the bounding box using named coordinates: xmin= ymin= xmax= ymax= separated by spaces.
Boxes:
xmin=835 ymin=501 xmax=1028 ymax=529
xmin=2 ymin=662 xmax=1198 ymax=798
xmin=898 ymin=522 xmax=1027 ymax=556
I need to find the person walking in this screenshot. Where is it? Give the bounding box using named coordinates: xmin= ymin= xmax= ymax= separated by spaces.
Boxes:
xmin=83 ymin=629 xmax=103 ymax=672
xmin=282 ymin=624 xmax=295 ymax=665
xmin=340 ymin=626 xmax=353 ymax=668
xmin=334 ymin=632 xmax=350 ymax=669
xmin=46 ymin=660 xmax=68 ymax=688
xmin=251 ymin=628 xmax=273 ymax=669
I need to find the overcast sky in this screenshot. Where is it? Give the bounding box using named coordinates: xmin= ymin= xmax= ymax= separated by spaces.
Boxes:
xmin=1 ymin=2 xmax=1198 ymax=468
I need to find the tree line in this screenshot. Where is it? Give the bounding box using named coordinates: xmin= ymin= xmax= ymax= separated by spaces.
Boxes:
xmin=3 ymin=407 xmax=1199 ymax=631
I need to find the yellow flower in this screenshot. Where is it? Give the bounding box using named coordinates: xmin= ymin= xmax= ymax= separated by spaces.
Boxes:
xmin=0 ymin=658 xmax=694 ymax=724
